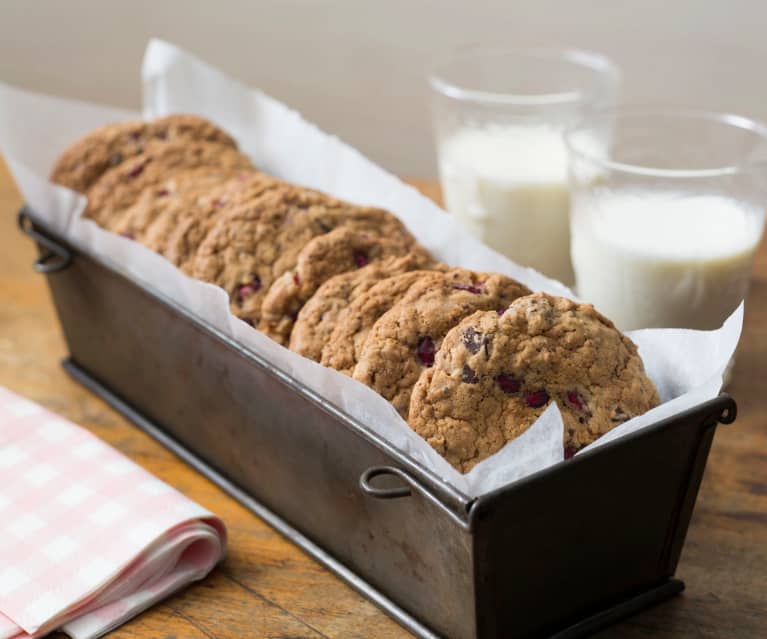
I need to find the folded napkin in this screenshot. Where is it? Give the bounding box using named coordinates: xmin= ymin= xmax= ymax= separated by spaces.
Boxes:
xmin=0 ymin=386 xmax=226 ymax=639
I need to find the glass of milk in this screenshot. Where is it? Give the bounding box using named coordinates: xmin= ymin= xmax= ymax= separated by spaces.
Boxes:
xmin=429 ymin=46 xmax=620 ymax=285
xmin=566 ymin=108 xmax=767 ymax=331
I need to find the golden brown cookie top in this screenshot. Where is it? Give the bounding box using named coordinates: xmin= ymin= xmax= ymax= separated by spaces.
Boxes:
xmin=407 ymin=293 xmax=661 ymax=473
xmin=190 ymin=185 xmax=355 ymax=326
xmin=107 ymin=166 xmax=250 ymax=243
xmin=289 ymin=252 xmax=435 ymax=362
xmin=50 ymin=114 xmax=237 ymax=193
xmin=320 ymin=268 xmax=441 ymax=374
xmin=83 ymin=138 xmax=253 ymax=226
xmin=258 ymin=226 xmax=426 ymax=345
xmin=352 ymin=269 xmax=531 ymax=418
xmin=191 ymin=185 xmax=417 ymax=329
xmin=144 ymin=170 xmax=280 ymax=268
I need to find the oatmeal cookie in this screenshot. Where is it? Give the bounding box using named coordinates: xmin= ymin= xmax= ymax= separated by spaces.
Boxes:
xmin=108 ymin=166 xmax=247 ymax=243
xmin=84 ymin=139 xmax=253 ymax=227
xmin=259 ymin=226 xmax=426 ymax=345
xmin=320 ymin=269 xmax=437 ymax=374
xmin=50 ymin=114 xmax=237 ymax=193
xmin=352 ymin=270 xmax=531 ymax=418
xmin=289 ymin=252 xmax=436 ymax=361
xmin=141 ymin=171 xmax=280 ymax=265
xmin=407 ymin=293 xmax=661 ymax=472
xmin=190 ymin=185 xmax=414 ymax=327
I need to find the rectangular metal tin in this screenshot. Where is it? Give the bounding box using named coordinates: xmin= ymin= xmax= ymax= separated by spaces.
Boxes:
xmin=20 ymin=208 xmax=736 ymax=639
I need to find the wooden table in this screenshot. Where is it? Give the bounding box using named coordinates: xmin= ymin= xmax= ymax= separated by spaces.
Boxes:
xmin=1 ymin=158 xmax=765 ymax=639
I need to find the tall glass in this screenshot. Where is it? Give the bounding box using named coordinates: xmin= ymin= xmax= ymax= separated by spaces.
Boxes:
xmin=566 ymin=108 xmax=767 ymax=332
xmin=429 ymin=46 xmax=620 ymax=285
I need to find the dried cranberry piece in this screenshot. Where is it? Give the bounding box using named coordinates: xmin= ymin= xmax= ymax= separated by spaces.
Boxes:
xmin=462 ymin=364 xmax=479 ymax=384
xmin=353 ymin=251 xmax=369 ymax=268
xmin=120 ymin=231 xmax=134 ymax=240
xmin=416 ymin=337 xmax=435 ymax=366
xmin=496 ymin=308 xmax=507 ymax=316
xmin=155 ymin=188 xmax=170 ymax=197
xmin=242 ymin=318 xmax=254 ymax=327
xmin=237 ymin=276 xmax=262 ymax=301
xmin=564 ymin=446 xmax=578 ymax=460
xmin=566 ymin=391 xmax=585 ymax=411
xmin=293 ymin=272 xmax=301 ymax=287
xmin=524 ymin=390 xmax=549 ymax=408
xmin=453 ymin=283 xmax=483 ymax=294
xmin=237 ymin=285 xmax=255 ymax=300
xmin=495 ymin=374 xmax=520 ymax=394
xmin=127 ymin=162 xmax=145 ymax=178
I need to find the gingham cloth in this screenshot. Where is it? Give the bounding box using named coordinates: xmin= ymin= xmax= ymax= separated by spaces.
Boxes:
xmin=0 ymin=386 xmax=226 ymax=639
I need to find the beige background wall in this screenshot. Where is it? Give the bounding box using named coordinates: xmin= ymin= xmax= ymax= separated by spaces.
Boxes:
xmin=0 ymin=0 xmax=764 ymax=176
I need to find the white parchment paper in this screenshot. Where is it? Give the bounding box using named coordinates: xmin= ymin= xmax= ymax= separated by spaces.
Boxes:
xmin=0 ymin=40 xmax=742 ymax=497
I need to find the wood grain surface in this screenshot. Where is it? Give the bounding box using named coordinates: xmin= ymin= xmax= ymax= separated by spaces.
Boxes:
xmin=0 ymin=159 xmax=765 ymax=638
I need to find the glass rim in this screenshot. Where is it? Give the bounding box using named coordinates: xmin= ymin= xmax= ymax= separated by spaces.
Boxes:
xmin=564 ymin=106 xmax=767 ymax=178
xmin=428 ymin=45 xmax=620 ymax=106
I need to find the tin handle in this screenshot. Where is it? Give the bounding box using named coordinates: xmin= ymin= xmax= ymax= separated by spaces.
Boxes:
xmin=716 ymin=394 xmax=737 ymax=425
xmin=359 ymin=466 xmax=473 ymax=530
xmin=18 ymin=209 xmax=73 ymax=273
xmin=359 ymin=466 xmax=413 ymax=499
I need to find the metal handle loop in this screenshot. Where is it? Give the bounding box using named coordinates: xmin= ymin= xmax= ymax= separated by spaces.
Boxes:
xmin=33 ymin=250 xmax=71 ymax=273
xmin=18 ymin=209 xmax=73 ymax=273
xmin=359 ymin=465 xmax=473 ymax=530
xmin=717 ymin=394 xmax=737 ymax=425
xmin=359 ymin=466 xmax=413 ymax=500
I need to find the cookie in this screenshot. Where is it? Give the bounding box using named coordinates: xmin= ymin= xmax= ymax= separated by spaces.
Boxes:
xmin=108 ymin=166 xmax=246 ymax=243
xmin=259 ymin=226 xmax=427 ymax=345
xmin=191 ymin=186 xmax=417 ymax=328
xmin=289 ymin=253 xmax=436 ymax=361
xmin=320 ymin=270 xmax=437 ymax=374
xmin=50 ymin=114 xmax=237 ymax=193
xmin=84 ymin=139 xmax=253 ymax=228
xmin=407 ymin=293 xmax=661 ymax=472
xmin=142 ymin=171 xmax=280 ymax=265
xmin=352 ymin=270 xmax=531 ymax=418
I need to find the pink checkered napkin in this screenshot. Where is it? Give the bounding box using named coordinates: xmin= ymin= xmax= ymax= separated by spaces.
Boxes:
xmin=0 ymin=386 xmax=227 ymax=639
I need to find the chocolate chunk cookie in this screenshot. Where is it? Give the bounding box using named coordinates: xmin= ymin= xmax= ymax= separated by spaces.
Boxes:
xmin=352 ymin=270 xmax=531 ymax=418
xmin=259 ymin=226 xmax=427 ymax=345
xmin=408 ymin=293 xmax=661 ymax=472
xmin=289 ymin=252 xmax=436 ymax=361
xmin=320 ymin=270 xmax=437 ymax=374
xmin=50 ymin=114 xmax=237 ymax=193
xmin=190 ymin=185 xmax=413 ymax=327
xmin=84 ymin=139 xmax=253 ymax=228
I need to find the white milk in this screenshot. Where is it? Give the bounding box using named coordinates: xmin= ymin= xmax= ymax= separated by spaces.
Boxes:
xmin=571 ymin=192 xmax=763 ymax=330
xmin=438 ymin=125 xmax=575 ymax=284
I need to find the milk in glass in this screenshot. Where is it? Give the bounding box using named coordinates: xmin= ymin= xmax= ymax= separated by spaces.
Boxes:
xmin=571 ymin=192 xmax=763 ymax=330
xmin=438 ymin=125 xmax=575 ymax=284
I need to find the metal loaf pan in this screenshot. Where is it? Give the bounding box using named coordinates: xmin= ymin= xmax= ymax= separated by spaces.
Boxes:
xmin=18 ymin=208 xmax=737 ymax=639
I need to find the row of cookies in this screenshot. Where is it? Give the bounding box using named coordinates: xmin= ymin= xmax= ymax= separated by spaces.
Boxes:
xmin=292 ymin=265 xmax=660 ymax=471
xmin=51 ymin=114 xmax=431 ymax=342
xmin=51 ymin=114 xmax=661 ymax=472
